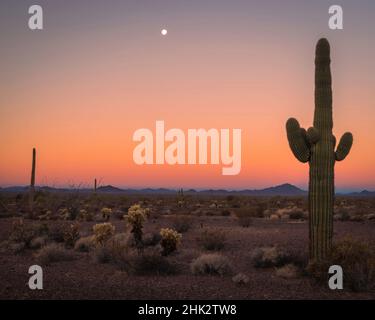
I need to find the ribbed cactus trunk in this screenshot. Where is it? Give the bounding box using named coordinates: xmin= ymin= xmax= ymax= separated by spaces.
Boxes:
xmin=29 ymin=148 xmax=36 ymax=213
xmin=309 ymin=40 xmax=335 ymax=260
xmin=286 ymin=39 xmax=353 ymax=262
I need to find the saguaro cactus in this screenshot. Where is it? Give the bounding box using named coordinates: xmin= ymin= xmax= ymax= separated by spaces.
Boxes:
xmin=286 ymin=38 xmax=353 ymax=261
xmin=29 ymin=147 xmax=36 ymax=213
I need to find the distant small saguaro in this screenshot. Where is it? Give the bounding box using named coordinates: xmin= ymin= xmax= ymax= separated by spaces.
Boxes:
xmin=29 ymin=148 xmax=36 ymax=214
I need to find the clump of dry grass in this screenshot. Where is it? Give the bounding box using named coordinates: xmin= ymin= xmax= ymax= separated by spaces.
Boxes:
xmin=251 ymin=246 xmax=289 ymax=268
xmin=172 ymin=215 xmax=193 ymax=233
xmin=191 ymin=253 xmax=232 ymax=276
xmin=37 ymin=243 xmax=76 ymax=265
xmin=74 ymin=235 xmax=94 ymax=252
xmin=232 ymin=273 xmax=249 ymax=285
xmin=198 ymin=228 xmax=226 ymax=251
xmin=276 ymin=264 xmax=299 ymax=279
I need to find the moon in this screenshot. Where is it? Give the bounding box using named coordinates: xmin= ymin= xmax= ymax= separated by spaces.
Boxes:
xmin=161 ymin=29 xmax=168 ymax=36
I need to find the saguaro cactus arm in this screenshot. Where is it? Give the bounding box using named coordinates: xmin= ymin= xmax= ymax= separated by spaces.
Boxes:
xmin=307 ymin=127 xmax=320 ymax=144
xmin=286 ymin=118 xmax=310 ymax=163
xmin=335 ymin=132 xmax=353 ymax=161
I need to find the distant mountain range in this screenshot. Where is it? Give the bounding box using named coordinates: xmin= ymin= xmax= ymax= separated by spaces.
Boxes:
xmin=1 ymin=183 xmax=374 ymax=197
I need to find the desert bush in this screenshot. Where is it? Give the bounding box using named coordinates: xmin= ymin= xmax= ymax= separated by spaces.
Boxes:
xmin=232 ymin=273 xmax=249 ymax=285
xmin=251 ymin=246 xmax=289 ymax=268
xmin=77 ymin=209 xmax=93 ymax=222
xmin=74 ymin=236 xmax=94 ymax=252
xmin=143 ymin=232 xmax=162 ymax=247
xmin=126 ymin=204 xmax=148 ymax=247
xmin=63 ymin=223 xmax=80 ymax=248
xmin=221 ymin=210 xmax=231 ymax=216
xmin=172 ymin=215 xmax=192 ymax=233
xmin=335 ymin=209 xmax=351 ymax=221
xmin=191 ymin=253 xmax=232 ymax=276
xmin=289 ymin=210 xmax=305 ymax=220
xmin=48 ymin=223 xmax=66 ymax=243
xmin=59 ymin=208 xmax=73 ymax=220
xmin=9 ymin=219 xmax=35 ymax=245
xmin=37 ymin=243 xmax=76 ymax=265
xmin=9 ymin=219 xmax=48 ymax=247
xmin=127 ymin=248 xmax=177 ymax=275
xmin=307 ymin=238 xmax=375 ymax=292
xmin=276 ymin=264 xmax=299 ymax=279
xmin=198 ymin=228 xmax=226 ymax=251
xmin=234 ymin=209 xmax=256 ymax=227
xmin=101 ymin=207 xmax=112 ymax=221
xmin=94 ymin=232 xmax=130 ymax=264
xmin=30 ymin=236 xmax=46 ymax=250
xmin=93 ymin=223 xmax=115 ymax=246
xmin=160 ymin=228 xmax=182 ymax=256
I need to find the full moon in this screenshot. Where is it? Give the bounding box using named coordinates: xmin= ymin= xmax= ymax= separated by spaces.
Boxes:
xmin=161 ymin=29 xmax=168 ymax=36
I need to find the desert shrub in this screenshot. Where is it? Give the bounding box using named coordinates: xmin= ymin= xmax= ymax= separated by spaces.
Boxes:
xmin=232 ymin=273 xmax=249 ymax=285
xmin=221 ymin=210 xmax=231 ymax=216
xmin=276 ymin=264 xmax=299 ymax=279
xmin=9 ymin=219 xmax=48 ymax=247
xmin=59 ymin=208 xmax=73 ymax=220
xmin=255 ymin=203 xmax=267 ymax=218
xmin=37 ymin=244 xmax=76 ymax=265
xmin=307 ymin=238 xmax=375 ymax=292
xmin=77 ymin=209 xmax=93 ymax=222
xmin=335 ymin=209 xmax=351 ymax=221
xmin=93 ymin=223 xmax=115 ymax=246
xmin=251 ymin=246 xmax=289 ymax=268
xmin=172 ymin=215 xmax=192 ymax=233
xmin=143 ymin=232 xmax=162 ymax=247
xmin=127 ymin=248 xmax=177 ymax=275
xmin=234 ymin=209 xmax=255 ymax=227
xmin=48 ymin=223 xmax=66 ymax=243
xmin=74 ymin=236 xmax=94 ymax=252
xmin=198 ymin=228 xmax=226 ymax=251
xmin=101 ymin=207 xmax=112 ymax=221
xmin=94 ymin=232 xmax=129 ymax=264
xmin=94 ymin=245 xmax=113 ymax=264
xmin=9 ymin=242 xmax=26 ymax=254
xmin=160 ymin=228 xmax=182 ymax=256
xmin=30 ymin=236 xmax=46 ymax=250
xmin=9 ymin=219 xmax=35 ymax=244
xmin=63 ymin=223 xmax=80 ymax=248
xmin=238 ymin=216 xmax=252 ymax=228
xmin=191 ymin=253 xmax=232 ymax=276
xmin=289 ymin=210 xmax=304 ymax=220
xmin=126 ymin=204 xmax=148 ymax=248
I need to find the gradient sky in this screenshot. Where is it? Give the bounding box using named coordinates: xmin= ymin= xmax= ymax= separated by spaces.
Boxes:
xmin=0 ymin=0 xmax=374 ymax=191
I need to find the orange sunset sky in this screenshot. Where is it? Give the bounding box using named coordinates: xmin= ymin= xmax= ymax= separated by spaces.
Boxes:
xmin=0 ymin=1 xmax=374 ymax=192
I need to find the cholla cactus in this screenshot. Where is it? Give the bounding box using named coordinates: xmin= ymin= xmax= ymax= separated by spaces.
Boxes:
xmin=100 ymin=207 xmax=112 ymax=221
xmin=160 ymin=228 xmax=182 ymax=256
xmin=286 ymin=38 xmax=353 ymax=261
xmin=63 ymin=223 xmax=80 ymax=248
xmin=93 ymin=222 xmax=115 ymax=246
xmin=127 ymin=204 xmax=148 ymax=247
xmin=59 ymin=208 xmax=71 ymax=220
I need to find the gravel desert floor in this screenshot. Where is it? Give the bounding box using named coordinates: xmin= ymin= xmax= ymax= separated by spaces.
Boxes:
xmin=1 ymin=208 xmax=374 ymax=299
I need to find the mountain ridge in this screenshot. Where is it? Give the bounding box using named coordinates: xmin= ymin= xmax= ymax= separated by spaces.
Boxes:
xmin=1 ymin=183 xmax=374 ymax=196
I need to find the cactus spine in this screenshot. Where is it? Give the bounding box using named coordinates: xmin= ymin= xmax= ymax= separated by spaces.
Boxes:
xmin=29 ymin=147 xmax=36 ymax=213
xmin=286 ymin=39 xmax=353 ymax=261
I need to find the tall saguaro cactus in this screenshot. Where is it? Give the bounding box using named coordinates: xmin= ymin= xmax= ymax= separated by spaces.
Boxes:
xmin=29 ymin=147 xmax=36 ymax=213
xmin=286 ymin=38 xmax=353 ymax=261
